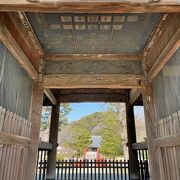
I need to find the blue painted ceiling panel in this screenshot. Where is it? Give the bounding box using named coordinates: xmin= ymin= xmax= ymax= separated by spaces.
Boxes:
xmin=26 ymin=13 xmax=159 ymax=54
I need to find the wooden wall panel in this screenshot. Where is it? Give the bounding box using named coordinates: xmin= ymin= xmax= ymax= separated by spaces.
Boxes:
xmin=154 ymin=111 xmax=180 ymax=180
xmin=0 ymin=106 xmax=31 ymax=180
xmin=148 ymin=46 xmax=180 ymax=180
xmin=0 ymin=41 xmax=33 ymax=119
xmin=153 ymin=48 xmax=180 ymax=120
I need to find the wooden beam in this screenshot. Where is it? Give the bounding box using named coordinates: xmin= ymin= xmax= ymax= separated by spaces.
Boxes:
xmin=129 ymin=88 xmax=142 ymax=105
xmin=45 ymin=60 xmax=142 ymax=75
xmin=132 ymin=142 xmax=147 ymax=150
xmin=7 ymin=12 xmax=44 ymax=69
xmin=0 ymin=1 xmax=179 ymax=13
xmin=0 ymin=16 xmax=38 ymax=80
xmin=145 ymin=14 xmax=180 ymax=80
xmin=154 ymin=133 xmax=180 ymax=148
xmin=148 ymin=28 xmax=180 ymax=80
xmin=59 ymin=93 xmax=127 ymax=102
xmin=0 ymin=12 xmax=42 ymax=70
xmin=44 ymin=89 xmax=57 ymax=105
xmin=43 ymin=74 xmax=145 ymax=89
xmin=142 ymin=14 xmax=165 ymax=57
xmin=0 ymin=132 xmax=31 ymax=145
xmin=38 ymin=141 xmax=53 ymax=150
xmin=45 ymin=54 xmax=142 ymax=61
xmin=59 ymin=88 xmax=126 ymax=94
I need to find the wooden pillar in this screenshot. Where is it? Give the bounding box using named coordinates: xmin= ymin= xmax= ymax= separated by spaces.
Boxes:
xmin=46 ymin=103 xmax=59 ymax=180
xmin=142 ymin=84 xmax=159 ymax=180
xmin=25 ymin=82 xmax=44 ymax=180
xmin=126 ymin=98 xmax=140 ymax=180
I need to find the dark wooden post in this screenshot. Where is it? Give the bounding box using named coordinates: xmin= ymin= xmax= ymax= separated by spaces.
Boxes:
xmin=126 ymin=94 xmax=140 ymax=180
xmin=46 ymin=103 xmax=60 ymax=180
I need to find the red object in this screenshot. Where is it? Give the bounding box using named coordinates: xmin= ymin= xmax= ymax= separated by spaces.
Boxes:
xmin=83 ymin=148 xmax=89 ymax=157
xmin=83 ymin=148 xmax=103 ymax=161
xmin=73 ymin=148 xmax=106 ymax=167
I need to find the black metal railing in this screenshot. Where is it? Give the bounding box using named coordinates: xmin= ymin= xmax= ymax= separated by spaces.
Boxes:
xmin=36 ymin=142 xmax=149 ymax=180
xmin=137 ymin=149 xmax=148 ymax=162
xmin=36 ymin=149 xmax=48 ymax=180
xmin=36 ymin=159 xmax=150 ymax=180
xmin=133 ymin=142 xmax=149 ymax=180
xmin=55 ymin=159 xmax=130 ymax=180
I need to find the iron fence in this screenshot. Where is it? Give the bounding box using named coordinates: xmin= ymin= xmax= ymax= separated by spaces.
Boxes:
xmin=36 ymin=158 xmax=149 ymax=180
xmin=36 ymin=144 xmax=149 ymax=180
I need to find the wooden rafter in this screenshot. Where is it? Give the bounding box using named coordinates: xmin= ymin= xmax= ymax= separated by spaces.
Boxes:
xmin=45 ymin=54 xmax=142 ymax=61
xmin=148 ymin=28 xmax=180 ymax=80
xmin=0 ymin=0 xmax=179 ymax=13
xmin=0 ymin=16 xmax=38 ymax=80
xmin=129 ymin=88 xmax=142 ymax=105
xmin=0 ymin=12 xmax=43 ymax=70
xmin=145 ymin=14 xmax=180 ymax=80
xmin=43 ymin=74 xmax=145 ymax=89
xmin=8 ymin=12 xmax=44 ymax=56
xmin=142 ymin=14 xmax=167 ymax=58
xmin=44 ymin=89 xmax=57 ymax=105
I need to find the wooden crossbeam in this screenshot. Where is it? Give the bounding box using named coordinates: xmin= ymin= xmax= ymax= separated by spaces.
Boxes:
xmin=154 ymin=133 xmax=180 ymax=148
xmin=38 ymin=141 xmax=53 ymax=150
xmin=0 ymin=0 xmax=179 ymax=13
xmin=0 ymin=132 xmax=31 ymax=145
xmin=45 ymin=54 xmax=142 ymax=61
xmin=59 ymin=93 xmax=127 ymax=102
xmin=44 ymin=89 xmax=57 ymax=105
xmin=43 ymin=74 xmax=145 ymax=89
xmin=129 ymin=88 xmax=142 ymax=105
xmin=0 ymin=16 xmax=38 ymax=80
xmin=132 ymin=142 xmax=147 ymax=150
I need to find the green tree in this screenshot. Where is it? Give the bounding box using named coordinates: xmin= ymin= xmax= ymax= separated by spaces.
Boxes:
xmin=105 ymin=103 xmax=128 ymax=158
xmin=73 ymin=128 xmax=92 ymax=156
xmin=41 ymin=103 xmax=72 ymax=130
xmin=41 ymin=106 xmax=51 ymax=130
xmin=99 ymin=111 xmax=123 ymax=158
xmin=59 ymin=103 xmax=72 ymax=125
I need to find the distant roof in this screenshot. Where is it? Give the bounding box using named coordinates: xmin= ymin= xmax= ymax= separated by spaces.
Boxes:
xmin=90 ymin=136 xmax=102 ymax=148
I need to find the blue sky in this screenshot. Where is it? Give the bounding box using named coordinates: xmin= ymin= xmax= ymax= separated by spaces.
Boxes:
xmin=67 ymin=103 xmax=144 ymax=122
xmin=68 ymin=103 xmax=107 ymax=122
